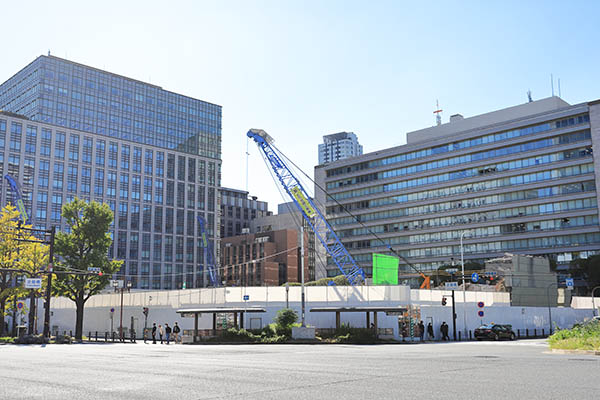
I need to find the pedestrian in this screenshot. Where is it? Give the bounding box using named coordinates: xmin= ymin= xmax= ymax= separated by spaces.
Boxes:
xmin=427 ymin=322 xmax=435 ymax=340
xmin=418 ymin=320 xmax=425 ymax=341
xmin=159 ymin=324 xmax=164 ymax=344
xmin=173 ymin=322 xmax=181 ymax=344
xmin=441 ymin=322 xmax=450 ymax=341
xmin=165 ymin=323 xmax=171 ymax=345
xmin=152 ymin=323 xmax=157 ymax=344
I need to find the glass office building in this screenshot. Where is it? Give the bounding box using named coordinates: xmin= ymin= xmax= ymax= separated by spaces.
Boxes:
xmin=0 ymin=55 xmax=221 ymax=289
xmin=316 ymin=97 xmax=600 ymax=278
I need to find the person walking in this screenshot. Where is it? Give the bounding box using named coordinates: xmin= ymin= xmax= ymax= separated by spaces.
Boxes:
xmin=158 ymin=324 xmax=164 ymax=344
xmin=165 ymin=323 xmax=172 ymax=345
xmin=418 ymin=320 xmax=425 ymax=341
xmin=173 ymin=322 xmax=181 ymax=344
xmin=440 ymin=322 xmax=450 ymax=341
xmin=151 ymin=323 xmax=157 ymax=344
xmin=427 ymin=322 xmax=435 ymax=340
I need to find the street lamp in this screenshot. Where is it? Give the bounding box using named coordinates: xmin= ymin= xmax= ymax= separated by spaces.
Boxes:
xmin=114 ymin=280 xmax=132 ymax=341
xmin=460 ymin=230 xmax=470 ymax=340
xmin=592 ymin=286 xmax=600 ymax=317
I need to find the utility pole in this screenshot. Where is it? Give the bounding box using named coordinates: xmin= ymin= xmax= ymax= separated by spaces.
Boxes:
xmin=460 ymin=230 xmax=469 ymax=341
xmin=451 ymin=290 xmax=457 ymax=341
xmin=43 ymin=226 xmax=55 ymax=338
xmin=300 ymin=225 xmax=306 ymax=327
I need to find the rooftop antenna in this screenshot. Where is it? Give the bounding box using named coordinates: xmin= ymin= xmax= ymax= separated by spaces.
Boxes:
xmin=47 ymin=50 xmax=51 ymax=56
xmin=558 ymin=78 xmax=561 ymax=98
xmin=527 ymin=90 xmax=533 ymax=103
xmin=551 ymin=74 xmax=554 ymax=97
xmin=433 ymin=100 xmax=443 ymax=126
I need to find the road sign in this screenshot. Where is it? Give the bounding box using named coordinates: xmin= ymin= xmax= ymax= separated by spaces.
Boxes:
xmin=486 ymin=271 xmax=497 ymax=276
xmin=446 ymin=268 xmax=458 ymax=274
xmin=87 ymin=267 xmax=101 ymax=273
xmin=445 ymin=282 xmax=458 ymax=289
xmin=478 ymin=310 xmax=484 ymax=317
xmin=565 ymin=278 xmax=574 ymax=290
xmin=385 ymin=311 xmax=404 ymax=316
xmin=110 ymin=307 xmax=115 ymax=313
xmin=471 ymin=272 xmax=479 ymax=283
xmin=110 ymin=280 xmax=124 ymax=288
xmin=477 ymin=301 xmax=485 ymax=308
xmin=243 ymin=295 xmax=250 ymax=301
xmin=17 ymin=301 xmax=24 ymax=310
xmin=24 ymin=278 xmax=42 ymax=289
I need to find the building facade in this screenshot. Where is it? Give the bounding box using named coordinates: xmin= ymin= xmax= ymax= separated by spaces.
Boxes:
xmin=0 ymin=55 xmax=222 ymax=290
xmin=220 ymin=229 xmax=309 ymax=286
xmin=318 ymin=131 xmax=363 ymax=165
xmin=219 ymin=187 xmax=270 ymax=238
xmin=316 ymin=97 xmax=600 ymax=279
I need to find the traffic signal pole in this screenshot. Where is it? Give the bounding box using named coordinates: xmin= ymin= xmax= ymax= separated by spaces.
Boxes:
xmin=451 ymin=290 xmax=457 ymax=341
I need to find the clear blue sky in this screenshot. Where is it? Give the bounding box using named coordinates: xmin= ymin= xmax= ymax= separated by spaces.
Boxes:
xmin=2 ymin=0 xmax=599 ymax=210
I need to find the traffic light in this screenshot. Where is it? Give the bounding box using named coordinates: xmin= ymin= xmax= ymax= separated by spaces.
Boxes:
xmin=442 ymin=297 xmax=447 ymax=306
xmin=98 ymin=272 xmax=103 ymax=277
xmin=142 ymin=307 xmax=149 ymax=316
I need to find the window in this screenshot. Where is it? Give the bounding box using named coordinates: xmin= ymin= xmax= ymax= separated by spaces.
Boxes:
xmin=167 ymin=154 xmax=175 ymax=179
xmin=36 ymin=192 xmax=48 ymax=220
xmin=51 ymin=193 xmax=62 ymax=222
xmin=107 ymin=171 xmax=117 ymax=198
xmin=131 ymin=175 xmax=141 ymax=201
xmin=187 ymin=184 xmax=195 ymax=208
xmin=40 ymin=128 xmax=51 ymax=156
xmin=154 ymin=207 xmax=163 ymax=232
xmin=121 ymin=145 xmax=130 ymax=170
xmin=198 ymin=160 xmax=205 ymax=184
xmin=176 ymin=210 xmax=184 ymax=235
xmin=133 ymin=147 xmax=142 ymax=173
xmin=38 ymin=160 xmax=50 ymax=188
xmin=25 ymin=126 xmax=36 ymax=154
xmin=153 ymin=237 xmax=162 ymax=261
xmin=143 ymin=206 xmax=152 ymax=231
xmin=156 ymin=152 xmax=164 ymax=176
xmin=120 ymin=174 xmax=129 ymax=199
xmin=10 ymin=122 xmax=22 ymax=152
xmin=81 ymin=166 xmax=91 ymax=194
xmin=177 ymin=183 xmax=185 ymax=208
xmin=188 ymin=159 xmax=196 ymax=182
xmin=119 ymin=203 xmax=128 ymax=229
xmin=94 ymin=169 xmax=104 ymax=196
xmin=144 ymin=149 xmax=153 ymax=175
xmin=51 ymin=131 xmax=63 ymax=159
xmin=166 ymin=181 xmax=174 ymax=206
xmin=69 ymin=134 xmax=79 ymax=162
xmin=130 ymin=203 xmax=140 ymax=230
xmin=53 ymin=162 xmax=64 ymax=190
xmin=165 ymin=208 xmax=174 ymax=234
xmin=82 ymin=137 xmax=92 ymax=164
xmin=154 ymin=179 xmax=164 ymax=204
xmin=142 ymin=234 xmax=151 ymax=260
xmin=96 ymin=140 xmax=105 ymax=166
xmin=144 ymin=177 xmax=152 ymax=202
xmin=108 ymin=142 xmax=118 ymax=168
xmin=129 ymin=232 xmax=138 ymax=259
xmin=177 ymin=156 xmax=185 ymax=181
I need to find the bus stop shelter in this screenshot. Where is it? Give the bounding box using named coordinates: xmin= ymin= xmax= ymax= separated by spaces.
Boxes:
xmin=309 ymin=306 xmax=407 ymax=331
xmin=176 ymin=307 xmax=266 ymax=339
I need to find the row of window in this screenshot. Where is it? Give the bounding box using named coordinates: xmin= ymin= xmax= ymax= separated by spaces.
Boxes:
xmin=326 ymin=114 xmax=590 ymax=177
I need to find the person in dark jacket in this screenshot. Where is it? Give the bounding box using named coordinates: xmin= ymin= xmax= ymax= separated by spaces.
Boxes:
xmin=440 ymin=322 xmax=450 ymax=341
xmin=165 ymin=323 xmax=172 ymax=345
xmin=427 ymin=322 xmax=435 ymax=340
xmin=418 ymin=321 xmax=425 ymax=341
xmin=151 ymin=323 xmax=157 ymax=344
xmin=173 ymin=322 xmax=181 ymax=344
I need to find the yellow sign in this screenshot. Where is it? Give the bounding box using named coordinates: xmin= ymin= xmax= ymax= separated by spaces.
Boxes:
xmin=290 ymin=187 xmax=316 ymax=218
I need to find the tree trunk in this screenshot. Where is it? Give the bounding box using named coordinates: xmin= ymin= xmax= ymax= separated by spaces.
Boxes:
xmin=27 ymin=290 xmax=36 ymax=335
xmin=75 ymin=299 xmax=85 ymax=340
xmin=0 ymin=298 xmax=5 ymax=337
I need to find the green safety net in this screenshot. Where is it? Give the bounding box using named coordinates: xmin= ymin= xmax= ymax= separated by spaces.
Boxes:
xmin=372 ymin=253 xmax=399 ymax=285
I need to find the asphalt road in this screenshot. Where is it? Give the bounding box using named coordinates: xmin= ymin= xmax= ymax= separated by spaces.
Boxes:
xmin=1 ymin=339 xmax=598 ymax=400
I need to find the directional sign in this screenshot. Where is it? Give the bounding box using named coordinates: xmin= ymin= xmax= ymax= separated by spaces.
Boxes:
xmin=478 ymin=310 xmax=484 ymax=317
xmin=87 ymin=267 xmax=101 ymax=273
xmin=17 ymin=301 xmax=24 ymax=310
xmin=565 ymin=278 xmax=574 ymax=290
xmin=486 ymin=271 xmax=497 ymax=276
xmin=243 ymin=295 xmax=250 ymax=301
xmin=471 ymin=272 xmax=480 ymax=283
xmin=25 ymin=278 xmax=42 ymax=289
xmin=477 ymin=301 xmax=485 ymax=308
xmin=446 ymin=268 xmax=458 ymax=274
xmin=445 ymin=282 xmax=458 ymax=290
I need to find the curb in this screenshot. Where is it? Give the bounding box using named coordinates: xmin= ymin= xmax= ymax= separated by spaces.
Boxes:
xmin=550 ymin=348 xmax=600 ymax=356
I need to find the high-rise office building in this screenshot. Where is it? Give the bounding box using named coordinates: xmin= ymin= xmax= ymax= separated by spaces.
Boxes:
xmin=318 ymin=131 xmax=363 ymax=164
xmin=316 ymin=97 xmax=600 ymax=285
xmin=219 ymin=187 xmax=270 ymax=238
xmin=0 ymin=55 xmax=222 ymax=289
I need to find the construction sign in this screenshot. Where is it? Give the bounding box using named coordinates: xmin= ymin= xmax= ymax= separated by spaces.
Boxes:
xmin=372 ymin=253 xmax=399 ymax=285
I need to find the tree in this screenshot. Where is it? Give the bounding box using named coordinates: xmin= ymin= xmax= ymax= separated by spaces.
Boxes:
xmin=0 ymin=205 xmax=49 ymax=336
xmin=52 ymin=199 xmax=122 ymax=340
xmin=570 ymin=256 xmax=600 ymax=294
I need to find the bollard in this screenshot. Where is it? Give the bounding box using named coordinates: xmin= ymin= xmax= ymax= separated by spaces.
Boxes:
xmin=469 ymin=330 xmax=472 ymax=340
xmin=112 ymin=331 xmax=116 ymax=342
xmin=458 ymin=331 xmax=462 ymax=341
xmin=105 ymin=332 xmax=108 ymax=342
xmin=526 ymin=328 xmax=529 ymax=338
xmin=89 ymin=332 xmax=91 ymax=342
xmin=542 ymin=328 xmax=545 ymax=337
xmin=69 ymin=330 xmax=72 ymax=338
xmin=517 ymin=329 xmax=520 ymax=338
xmin=534 ymin=328 xmax=537 ymax=337
xmin=95 ymin=331 xmax=98 ymax=341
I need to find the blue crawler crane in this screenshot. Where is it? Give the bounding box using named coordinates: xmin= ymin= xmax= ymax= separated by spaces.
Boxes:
xmin=247 ymin=129 xmax=365 ymax=285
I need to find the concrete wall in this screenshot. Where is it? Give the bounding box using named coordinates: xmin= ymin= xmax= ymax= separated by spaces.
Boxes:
xmin=37 ymin=286 xmax=596 ymax=341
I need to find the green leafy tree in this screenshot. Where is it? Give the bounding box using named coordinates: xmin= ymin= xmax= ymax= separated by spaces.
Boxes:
xmin=570 ymin=256 xmax=600 ymax=294
xmin=52 ymin=199 xmax=122 ymax=340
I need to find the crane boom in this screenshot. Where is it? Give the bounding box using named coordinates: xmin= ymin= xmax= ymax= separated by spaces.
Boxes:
xmin=247 ymin=129 xmax=365 ymax=285
xmin=4 ymin=174 xmax=28 ymax=223
xmin=197 ymin=216 xmax=219 ymax=287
